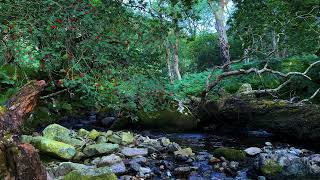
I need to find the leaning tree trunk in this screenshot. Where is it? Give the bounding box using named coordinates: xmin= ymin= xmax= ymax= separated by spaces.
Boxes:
xmin=0 ymin=80 xmax=47 ymax=180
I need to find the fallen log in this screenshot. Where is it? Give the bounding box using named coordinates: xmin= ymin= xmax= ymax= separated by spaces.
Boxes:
xmin=0 ymin=80 xmax=47 ymax=180
xmin=199 ymin=97 xmax=320 ymax=148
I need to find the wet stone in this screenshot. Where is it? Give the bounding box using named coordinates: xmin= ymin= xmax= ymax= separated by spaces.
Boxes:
xmin=121 ymin=147 xmax=148 ymax=157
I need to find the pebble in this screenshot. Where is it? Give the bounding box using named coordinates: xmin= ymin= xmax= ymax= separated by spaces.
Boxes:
xmin=209 ymin=157 xmax=221 ymax=164
xmin=245 ymin=147 xmax=262 ymax=156
xmin=265 ymin=142 xmax=272 ymax=146
xmin=229 ymin=161 xmax=239 ymax=170
xmin=138 ymin=167 xmax=152 ymax=178
xmin=258 ymin=176 xmax=266 ymax=180
xmin=174 ymin=166 xmax=197 ymax=175
xmin=129 ymin=156 xmax=147 ymax=164
xmin=98 ymin=154 xmax=122 ymax=166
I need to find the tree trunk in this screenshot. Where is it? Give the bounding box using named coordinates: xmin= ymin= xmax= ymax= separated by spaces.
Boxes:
xmin=209 ymin=0 xmax=231 ymax=71
xmin=173 ymin=32 xmax=182 ymax=81
xmin=165 ymin=42 xmax=174 ymax=84
xmin=0 ymin=80 xmax=47 ymax=180
xmin=271 ymin=30 xmax=279 ymax=57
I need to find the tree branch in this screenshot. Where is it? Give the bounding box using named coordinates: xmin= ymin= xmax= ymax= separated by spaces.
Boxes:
xmin=40 ymin=89 xmax=69 ymax=100
xmin=203 ymin=60 xmax=320 ymax=98
xmin=240 ymin=78 xmax=291 ymax=95
xmin=299 ymin=88 xmax=320 ymax=104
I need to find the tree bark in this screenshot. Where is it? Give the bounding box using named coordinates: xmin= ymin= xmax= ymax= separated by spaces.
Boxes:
xmin=0 ymin=80 xmax=47 ymax=180
xmin=165 ymin=41 xmax=174 ymax=84
xmin=209 ymin=0 xmax=231 ymax=71
xmin=173 ymin=32 xmax=182 ymax=81
xmin=271 ymin=30 xmax=279 ymax=57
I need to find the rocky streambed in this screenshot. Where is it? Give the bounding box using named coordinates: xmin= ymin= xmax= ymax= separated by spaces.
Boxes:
xmin=21 ymin=124 xmax=320 ymax=180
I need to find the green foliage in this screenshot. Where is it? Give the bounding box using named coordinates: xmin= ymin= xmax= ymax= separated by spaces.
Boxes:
xmin=183 ymin=33 xmax=243 ymax=71
xmin=0 ymin=0 xmax=171 ymax=119
xmin=229 ymin=0 xmax=319 ymax=57
xmin=172 ymin=70 xmax=211 ymax=98
xmin=0 ymin=0 xmax=319 ymax=128
xmin=172 ymin=54 xmax=319 ymax=102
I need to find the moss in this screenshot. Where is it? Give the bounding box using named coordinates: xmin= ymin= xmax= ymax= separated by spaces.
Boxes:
xmin=82 ymin=143 xmax=119 ymax=156
xmin=0 ymin=106 xmax=7 ymax=116
xmin=261 ymin=160 xmax=283 ymax=177
xmin=88 ymin=129 xmax=100 ymax=140
xmin=137 ymin=108 xmax=197 ymax=131
xmin=32 ymin=137 xmax=76 ymax=160
xmin=213 ymin=147 xmax=246 ymax=161
xmin=174 ymin=148 xmax=195 ymax=157
xmin=121 ymin=132 xmax=134 ymax=145
xmin=20 ymin=135 xmax=34 ymax=144
xmin=63 ymin=170 xmax=117 ymax=180
xmin=41 ymin=124 xmax=84 ymax=147
xmin=254 ymin=100 xmax=289 ymax=109
xmin=78 ymin=129 xmax=90 ymax=137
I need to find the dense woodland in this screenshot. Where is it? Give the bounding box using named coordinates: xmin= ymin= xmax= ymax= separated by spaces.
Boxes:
xmin=1 ymin=0 xmax=319 ymax=120
xmin=0 ymin=0 xmax=320 ymax=179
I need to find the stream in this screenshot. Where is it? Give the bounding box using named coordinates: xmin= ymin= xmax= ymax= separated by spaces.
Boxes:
xmin=30 ymin=115 xmax=320 ymax=180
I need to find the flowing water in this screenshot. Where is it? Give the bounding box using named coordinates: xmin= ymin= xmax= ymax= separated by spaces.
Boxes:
xmin=51 ymin=115 xmax=320 ymax=180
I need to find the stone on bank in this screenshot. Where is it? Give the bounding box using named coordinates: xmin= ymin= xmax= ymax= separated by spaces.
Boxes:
xmin=83 ymin=143 xmax=119 ymax=157
xmin=32 ymin=137 xmax=76 ymax=160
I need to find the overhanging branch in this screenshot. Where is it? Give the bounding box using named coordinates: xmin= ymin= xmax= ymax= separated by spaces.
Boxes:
xmin=203 ymin=60 xmax=320 ymax=98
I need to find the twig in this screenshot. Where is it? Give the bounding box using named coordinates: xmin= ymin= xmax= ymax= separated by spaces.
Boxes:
xmin=40 ymin=89 xmax=69 ymax=99
xmin=299 ymin=88 xmax=320 ymax=104
xmin=240 ymin=78 xmax=291 ymax=95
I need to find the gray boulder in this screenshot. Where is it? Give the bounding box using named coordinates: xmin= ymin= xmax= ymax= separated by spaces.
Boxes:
xmin=121 ymin=147 xmax=148 ymax=157
xmin=83 ymin=143 xmax=119 ymax=156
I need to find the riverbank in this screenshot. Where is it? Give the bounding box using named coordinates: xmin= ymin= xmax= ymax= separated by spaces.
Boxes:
xmin=14 ymin=124 xmax=320 ymax=180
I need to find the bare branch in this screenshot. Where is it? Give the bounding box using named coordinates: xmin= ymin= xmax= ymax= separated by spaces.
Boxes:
xmin=40 ymin=89 xmax=69 ymax=100
xmin=202 ymin=60 xmax=320 ymax=98
xmin=240 ymin=78 xmax=291 ymax=95
xmin=299 ymin=88 xmax=320 ymax=104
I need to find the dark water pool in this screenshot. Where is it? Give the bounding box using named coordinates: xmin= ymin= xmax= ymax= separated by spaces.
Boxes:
xmin=141 ymin=130 xmax=310 ymax=153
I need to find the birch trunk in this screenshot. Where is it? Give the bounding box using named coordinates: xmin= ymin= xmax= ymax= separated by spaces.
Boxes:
xmin=165 ymin=42 xmax=174 ymax=83
xmin=173 ymin=32 xmax=182 ymax=81
xmin=209 ymin=0 xmax=231 ymax=71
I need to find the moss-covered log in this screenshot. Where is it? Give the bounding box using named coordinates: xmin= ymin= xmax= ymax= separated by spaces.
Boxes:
xmin=199 ymin=97 xmax=320 ymax=146
xmin=0 ymin=80 xmax=47 ymax=180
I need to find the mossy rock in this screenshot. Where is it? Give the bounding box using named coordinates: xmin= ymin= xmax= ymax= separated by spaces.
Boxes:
xmin=121 ymin=132 xmax=134 ymax=145
xmin=213 ymin=147 xmax=246 ymax=161
xmin=261 ymin=160 xmax=283 ymax=177
xmin=32 ymin=137 xmax=76 ymax=160
xmin=64 ymin=170 xmax=117 ymax=180
xmin=43 ymin=124 xmax=70 ymax=138
xmin=174 ymin=148 xmax=195 ymax=157
xmin=20 ymin=135 xmax=34 ymax=144
xmin=88 ymin=129 xmax=100 ymax=140
xmin=96 ymin=136 xmax=107 ymax=143
xmin=43 ymin=124 xmax=84 ymax=147
xmin=78 ymin=129 xmax=90 ymax=138
xmin=108 ymin=134 xmax=122 ymax=144
xmin=83 ymin=143 xmax=119 ymax=157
